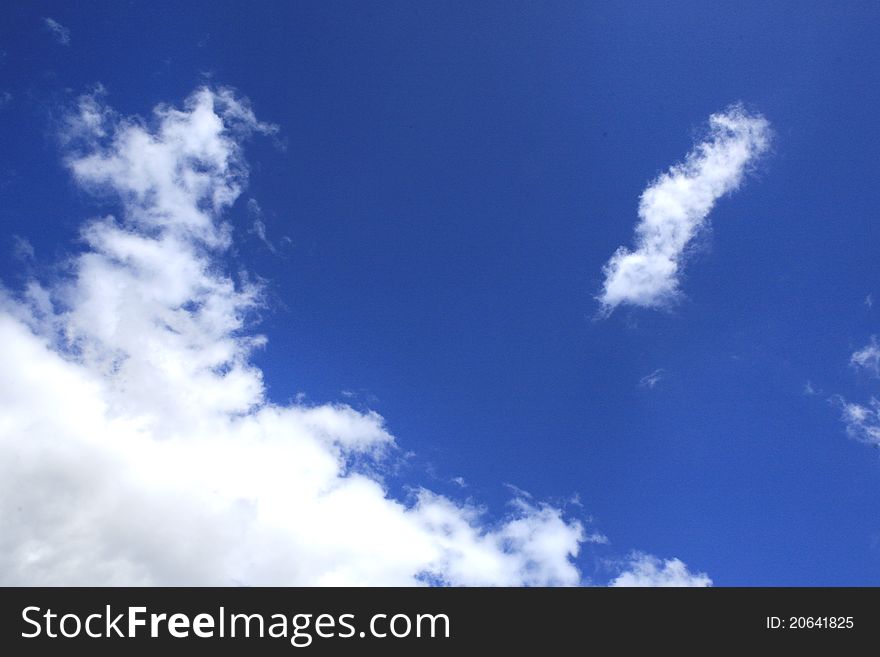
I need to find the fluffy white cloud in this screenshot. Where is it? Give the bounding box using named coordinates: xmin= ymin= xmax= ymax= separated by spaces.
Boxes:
xmin=1 ymin=86 xmax=710 ymax=587
xmin=43 ymin=18 xmax=71 ymax=46
xmin=610 ymin=553 xmax=712 ymax=587
xmin=0 ymin=87 xmax=593 ymax=586
xmin=599 ymin=105 xmax=770 ymax=312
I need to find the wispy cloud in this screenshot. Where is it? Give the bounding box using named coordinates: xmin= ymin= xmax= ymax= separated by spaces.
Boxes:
xmin=43 ymin=17 xmax=71 ymax=46
xmin=10 ymin=235 xmax=34 ymax=261
xmin=838 ymin=398 xmax=880 ymax=448
xmin=639 ymin=368 xmax=665 ymax=389
xmin=834 ymin=337 xmax=880 ymax=449
xmin=598 ymin=105 xmax=770 ymax=313
xmin=246 ymin=198 xmax=278 ymax=253
xmin=851 ymin=336 xmax=880 ymax=377
xmin=609 ymin=553 xmax=712 ymax=587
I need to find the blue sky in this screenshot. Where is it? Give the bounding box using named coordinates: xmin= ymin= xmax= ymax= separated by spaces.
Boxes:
xmin=2 ymin=1 xmax=880 ymax=585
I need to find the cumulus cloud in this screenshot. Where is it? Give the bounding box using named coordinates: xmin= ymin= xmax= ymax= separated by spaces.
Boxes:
xmin=599 ymin=105 xmax=770 ymax=312
xmin=0 ymin=86 xmax=709 ymax=587
xmin=0 ymin=86 xmax=595 ymax=586
xmin=610 ymin=553 xmax=712 ymax=587
xmin=43 ymin=18 xmax=71 ymax=46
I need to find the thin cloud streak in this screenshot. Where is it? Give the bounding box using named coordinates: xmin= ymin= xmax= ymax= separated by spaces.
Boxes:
xmin=43 ymin=17 xmax=71 ymax=46
xmin=639 ymin=369 xmax=665 ymax=389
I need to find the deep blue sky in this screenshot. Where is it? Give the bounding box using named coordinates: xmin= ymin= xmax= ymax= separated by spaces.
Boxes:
xmin=2 ymin=1 xmax=880 ymax=585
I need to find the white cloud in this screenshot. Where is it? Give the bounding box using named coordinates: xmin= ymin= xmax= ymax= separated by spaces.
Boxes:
xmin=834 ymin=337 xmax=880 ymax=449
xmin=851 ymin=337 xmax=880 ymax=377
xmin=1 ymin=85 xmax=708 ymax=587
xmin=839 ymin=398 xmax=880 ymax=448
xmin=0 ymin=87 xmax=593 ymax=586
xmin=599 ymin=105 xmax=770 ymax=312
xmin=610 ymin=553 xmax=712 ymax=587
xmin=639 ymin=368 xmax=665 ymax=389
xmin=43 ymin=18 xmax=71 ymax=46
